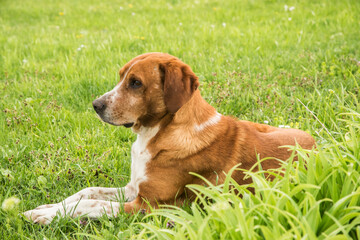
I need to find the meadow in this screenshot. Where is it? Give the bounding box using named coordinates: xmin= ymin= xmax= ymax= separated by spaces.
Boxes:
xmin=0 ymin=0 xmax=359 ymax=239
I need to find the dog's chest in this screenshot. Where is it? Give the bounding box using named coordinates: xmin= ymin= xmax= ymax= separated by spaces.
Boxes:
xmin=129 ymin=126 xmax=159 ymax=191
xmin=131 ymin=138 xmax=151 ymax=185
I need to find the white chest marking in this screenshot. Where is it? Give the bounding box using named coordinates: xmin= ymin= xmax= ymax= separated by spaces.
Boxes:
xmin=126 ymin=125 xmax=159 ymax=201
xmin=194 ymin=112 xmax=222 ymax=132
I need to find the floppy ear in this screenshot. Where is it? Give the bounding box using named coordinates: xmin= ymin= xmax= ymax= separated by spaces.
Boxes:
xmin=160 ymin=61 xmax=199 ymax=114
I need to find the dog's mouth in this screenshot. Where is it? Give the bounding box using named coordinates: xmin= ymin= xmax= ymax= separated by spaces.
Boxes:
xmin=95 ymin=114 xmax=134 ymax=128
xmin=123 ymin=123 xmax=134 ymax=128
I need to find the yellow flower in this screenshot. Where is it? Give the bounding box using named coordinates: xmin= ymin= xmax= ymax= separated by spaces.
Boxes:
xmin=128 ymin=4 xmax=133 ymax=8
xmin=2 ymin=197 xmax=20 ymax=212
xmin=140 ymin=36 xmax=145 ymax=40
xmin=76 ymin=34 xmax=84 ymax=39
xmin=213 ymin=7 xmax=217 ymax=10
xmin=59 ymin=12 xmax=65 ymax=16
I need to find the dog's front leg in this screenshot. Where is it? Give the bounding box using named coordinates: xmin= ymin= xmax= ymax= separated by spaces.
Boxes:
xmin=24 ymin=185 xmax=137 ymax=224
xmin=26 ymin=196 xmax=145 ymax=225
xmin=30 ymin=187 xmax=125 ymax=211
xmin=24 ymin=199 xmax=121 ymax=225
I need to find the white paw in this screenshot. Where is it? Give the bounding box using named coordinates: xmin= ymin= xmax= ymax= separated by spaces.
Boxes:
xmin=23 ymin=207 xmax=60 ymax=225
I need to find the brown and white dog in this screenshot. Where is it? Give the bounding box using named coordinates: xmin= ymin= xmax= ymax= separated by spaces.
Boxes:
xmin=24 ymin=52 xmax=315 ymax=224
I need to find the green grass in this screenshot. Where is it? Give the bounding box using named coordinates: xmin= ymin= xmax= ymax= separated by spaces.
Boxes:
xmin=0 ymin=0 xmax=359 ymax=239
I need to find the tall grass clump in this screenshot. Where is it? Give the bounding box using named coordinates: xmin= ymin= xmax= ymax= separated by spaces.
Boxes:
xmin=138 ymin=111 xmax=360 ymax=239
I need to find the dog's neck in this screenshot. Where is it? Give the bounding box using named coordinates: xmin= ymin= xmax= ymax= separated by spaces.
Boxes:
xmin=132 ymin=90 xmax=221 ymax=159
xmin=133 ymin=90 xmax=217 ymax=134
xmin=172 ymin=89 xmax=218 ymax=127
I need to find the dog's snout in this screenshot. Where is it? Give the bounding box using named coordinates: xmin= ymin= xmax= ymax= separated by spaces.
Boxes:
xmin=92 ymin=99 xmax=107 ymax=114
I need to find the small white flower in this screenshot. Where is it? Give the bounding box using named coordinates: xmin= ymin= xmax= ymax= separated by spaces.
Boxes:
xmin=264 ymin=120 xmax=269 ymax=124
xmin=285 ymin=125 xmax=290 ymax=128
xmin=80 ymin=44 xmax=85 ymax=48
xmin=2 ymin=196 xmax=20 ymax=212
xmin=179 ymin=22 xmax=182 ymax=26
xmin=211 ymin=24 xmax=215 ymax=28
xmin=119 ymin=6 xmax=123 ymax=10
xmin=289 ymin=6 xmax=295 ymax=11
xmin=284 ymin=5 xmax=288 ymax=11
xmin=131 ymin=12 xmax=135 ymax=16
xmin=222 ymin=22 xmax=226 ymax=27
xmin=328 ymin=89 xmax=335 ymax=94
xmin=77 ymin=48 xmax=81 ymax=51
xmin=279 ymin=125 xmax=285 ymax=128
xmin=22 ymin=59 xmax=28 ymax=63
xmin=288 ymin=17 xmax=292 ymax=21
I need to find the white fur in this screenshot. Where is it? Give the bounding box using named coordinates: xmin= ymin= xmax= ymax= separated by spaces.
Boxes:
xmin=194 ymin=112 xmax=222 ymax=132
xmin=24 ymin=199 xmax=121 ymax=224
xmin=127 ymin=125 xmax=160 ymax=200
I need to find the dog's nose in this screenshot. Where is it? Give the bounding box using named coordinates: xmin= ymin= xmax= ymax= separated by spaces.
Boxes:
xmin=92 ymin=99 xmax=107 ymax=114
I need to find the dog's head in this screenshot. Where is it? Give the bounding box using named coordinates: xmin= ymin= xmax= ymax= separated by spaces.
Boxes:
xmin=92 ymin=53 xmax=199 ymax=129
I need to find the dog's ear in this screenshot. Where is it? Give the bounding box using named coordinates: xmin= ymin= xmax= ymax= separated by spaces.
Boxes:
xmin=160 ymin=61 xmax=199 ymax=114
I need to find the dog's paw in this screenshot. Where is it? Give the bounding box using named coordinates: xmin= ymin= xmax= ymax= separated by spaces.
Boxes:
xmin=23 ymin=208 xmax=59 ymax=225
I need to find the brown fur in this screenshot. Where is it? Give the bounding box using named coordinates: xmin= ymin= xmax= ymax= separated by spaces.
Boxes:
xmin=93 ymin=52 xmax=315 ymax=213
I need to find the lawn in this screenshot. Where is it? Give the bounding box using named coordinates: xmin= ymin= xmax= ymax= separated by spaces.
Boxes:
xmin=0 ymin=0 xmax=359 ymax=239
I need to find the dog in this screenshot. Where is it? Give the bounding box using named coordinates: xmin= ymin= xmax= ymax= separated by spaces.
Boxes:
xmin=24 ymin=52 xmax=315 ymax=224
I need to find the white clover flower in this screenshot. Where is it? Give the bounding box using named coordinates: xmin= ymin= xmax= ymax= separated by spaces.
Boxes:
xmin=264 ymin=120 xmax=269 ymax=124
xmin=2 ymin=196 xmax=20 ymax=212
xmin=222 ymin=22 xmax=226 ymax=27
xmin=288 ymin=17 xmax=292 ymax=21
xmin=284 ymin=5 xmax=295 ymax=11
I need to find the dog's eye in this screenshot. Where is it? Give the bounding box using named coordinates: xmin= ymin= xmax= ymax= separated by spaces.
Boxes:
xmin=129 ymin=79 xmax=142 ymax=89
